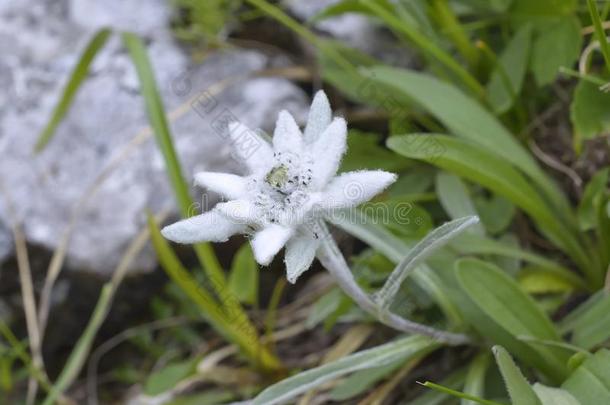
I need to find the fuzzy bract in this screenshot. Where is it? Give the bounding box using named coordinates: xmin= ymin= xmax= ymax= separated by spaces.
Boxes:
xmin=162 ymin=91 xmax=396 ymax=283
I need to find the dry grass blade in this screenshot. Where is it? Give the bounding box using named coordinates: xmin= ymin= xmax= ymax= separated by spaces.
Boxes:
xmin=528 ymin=139 xmax=583 ymax=191
xmin=86 ymin=316 xmax=193 ymax=405
xmin=41 ymin=211 xmax=168 ymax=405
xmin=582 ymin=20 xmax=610 ymax=36
xmin=298 ymin=325 xmax=374 ymax=405
xmin=358 ymin=357 xmax=422 ymax=405
xmin=0 ymin=178 xmax=44 ymax=405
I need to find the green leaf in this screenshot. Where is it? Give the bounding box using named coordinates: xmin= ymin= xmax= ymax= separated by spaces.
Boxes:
xmin=533 ymin=384 xmax=581 ymax=405
xmin=518 ymin=267 xmax=576 ymax=294
xmin=35 ymin=28 xmax=112 ymax=152
xmin=530 ymin=17 xmax=581 ymax=86
xmin=253 ymin=335 xmax=439 ymax=405
xmin=363 ymin=66 xmax=571 ymax=220
xmin=456 ymin=259 xmax=560 ymax=341
xmin=435 ymin=173 xmax=484 ymax=235
xmin=387 ymin=134 xmax=590 ymax=277
xmin=578 ymin=169 xmax=609 ymax=231
xmin=376 ymin=216 xmax=480 ymax=309
xmin=560 ymin=292 xmax=610 ymax=350
xmin=493 ymin=345 xmax=542 ymax=405
xmin=389 ymin=166 xmax=435 ymax=196
xmin=363 ymin=198 xmax=433 ymax=239
xmin=571 ymin=77 xmax=610 ymax=144
xmin=341 ymin=130 xmax=413 ymax=173
xmin=474 ymin=194 xmax=516 ymax=235
xmin=456 ymin=259 xmax=569 ymax=380
xmin=449 ymin=233 xmax=586 ymax=290
xmin=228 ymin=244 xmax=258 ymax=305
xmin=144 ymin=358 xmax=197 ymax=396
xmin=510 ymin=0 xmax=576 ymax=17
xmin=562 ymin=349 xmax=610 ymax=404
xmin=487 ymin=24 xmax=533 ymax=114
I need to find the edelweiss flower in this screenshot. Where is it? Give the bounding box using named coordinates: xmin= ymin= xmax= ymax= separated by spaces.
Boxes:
xmin=161 ymin=91 xmax=396 ymax=283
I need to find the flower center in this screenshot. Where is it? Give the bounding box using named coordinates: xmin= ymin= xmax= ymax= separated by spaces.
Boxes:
xmin=252 ymin=151 xmax=314 ymax=225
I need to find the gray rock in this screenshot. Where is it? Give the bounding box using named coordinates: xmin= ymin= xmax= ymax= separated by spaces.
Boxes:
xmin=0 ymin=0 xmax=309 ymax=273
xmin=69 ymin=0 xmax=171 ymax=36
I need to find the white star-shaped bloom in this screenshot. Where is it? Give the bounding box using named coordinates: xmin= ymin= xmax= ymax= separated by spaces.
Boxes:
xmin=161 ymin=91 xmax=397 ymax=283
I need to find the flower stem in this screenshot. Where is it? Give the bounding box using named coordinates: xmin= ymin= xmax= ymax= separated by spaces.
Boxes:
xmin=316 ymin=222 xmax=471 ymax=346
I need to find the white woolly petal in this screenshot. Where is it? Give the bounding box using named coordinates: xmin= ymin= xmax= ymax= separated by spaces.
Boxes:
xmin=216 ymin=200 xmax=260 ymax=225
xmin=310 ymin=117 xmax=347 ymax=189
xmin=228 ymin=121 xmax=274 ymax=173
xmin=319 ymin=170 xmax=397 ymax=211
xmin=194 ymin=172 xmax=249 ymax=200
xmin=161 ymin=211 xmax=245 ymax=243
xmin=273 ymin=110 xmax=303 ymax=154
xmin=304 ymin=91 xmax=331 ymax=144
xmin=284 ymin=234 xmax=319 ymax=283
xmin=250 ymin=225 xmax=293 ymax=266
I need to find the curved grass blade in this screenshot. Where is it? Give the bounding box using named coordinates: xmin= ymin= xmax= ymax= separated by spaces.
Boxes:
xmin=122 ymin=32 xmax=278 ymax=371
xmin=375 ymin=216 xmax=479 ymax=310
xmin=34 ymin=28 xmax=112 ymax=152
xmin=587 ymin=0 xmax=610 ymax=72
xmin=120 ymin=32 xmax=227 ymax=310
xmin=420 ymin=381 xmax=503 ymax=405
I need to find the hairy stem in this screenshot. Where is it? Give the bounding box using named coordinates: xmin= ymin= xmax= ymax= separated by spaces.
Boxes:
xmin=316 ymin=222 xmax=471 ymax=346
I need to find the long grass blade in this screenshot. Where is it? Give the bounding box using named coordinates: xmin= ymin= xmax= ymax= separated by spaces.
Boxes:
xmin=120 ymin=31 xmax=230 ymax=282
xmin=587 ymin=0 xmax=610 ymax=72
xmin=420 ymin=381 xmax=504 ymax=405
xmin=41 ymin=285 xmax=113 ymax=405
xmin=41 ymin=213 xmax=164 ymax=405
xmin=120 ymin=32 xmax=272 ymax=364
xmin=34 ymin=28 xmax=112 ymax=152
xmin=358 ymin=0 xmax=484 ymax=97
